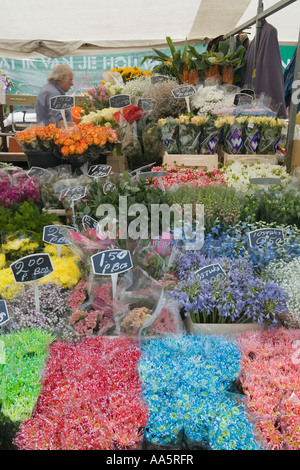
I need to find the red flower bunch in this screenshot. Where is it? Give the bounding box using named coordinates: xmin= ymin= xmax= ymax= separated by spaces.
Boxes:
xmin=150 ymin=165 xmax=226 ymax=189
xmin=113 ymin=105 xmax=146 ymax=124
xmin=14 ymin=337 xmax=149 ymax=450
xmin=238 ymin=327 xmax=300 ymax=450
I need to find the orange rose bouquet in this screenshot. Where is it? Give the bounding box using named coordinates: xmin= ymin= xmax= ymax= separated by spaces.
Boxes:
xmin=16 ymin=124 xmax=60 ymax=153
xmin=54 ymin=123 xmax=119 ymax=162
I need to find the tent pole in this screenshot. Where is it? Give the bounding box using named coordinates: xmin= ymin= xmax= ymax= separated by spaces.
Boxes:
xmin=226 ymin=0 xmax=297 ymax=38
xmin=285 ymin=27 xmax=300 ymax=170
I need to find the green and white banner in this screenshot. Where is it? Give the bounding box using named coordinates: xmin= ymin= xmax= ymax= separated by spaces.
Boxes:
xmin=0 ymin=45 xmax=295 ymax=98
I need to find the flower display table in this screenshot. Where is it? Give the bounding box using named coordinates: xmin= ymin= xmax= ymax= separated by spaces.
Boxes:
xmin=163 ymin=151 xmax=219 ymax=171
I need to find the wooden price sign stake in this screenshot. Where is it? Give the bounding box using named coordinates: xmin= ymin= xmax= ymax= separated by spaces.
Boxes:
xmin=10 ymin=253 xmax=54 ymax=312
xmin=171 ymin=85 xmax=196 ymax=113
xmin=50 ymin=95 xmax=74 ymax=129
xmin=91 ymin=249 xmax=133 ymax=299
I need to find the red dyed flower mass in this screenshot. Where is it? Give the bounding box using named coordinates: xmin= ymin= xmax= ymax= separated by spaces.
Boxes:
xmin=14 ymin=337 xmax=148 ymax=450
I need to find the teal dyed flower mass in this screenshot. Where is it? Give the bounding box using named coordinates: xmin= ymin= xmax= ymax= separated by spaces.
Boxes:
xmin=139 ymin=335 xmax=261 ymax=450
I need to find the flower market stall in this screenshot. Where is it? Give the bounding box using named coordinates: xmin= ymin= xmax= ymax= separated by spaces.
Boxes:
xmin=1 ymin=0 xmax=300 ymax=455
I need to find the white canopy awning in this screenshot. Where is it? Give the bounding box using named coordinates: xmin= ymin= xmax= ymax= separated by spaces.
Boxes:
xmin=1 ymin=0 xmax=298 ymax=59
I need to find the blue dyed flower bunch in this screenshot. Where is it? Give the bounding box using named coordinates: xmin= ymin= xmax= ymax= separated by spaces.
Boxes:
xmin=173 ymin=253 xmax=287 ymax=324
xmin=139 ymin=335 xmax=261 ymax=450
xmin=201 ymin=221 xmax=300 ymax=273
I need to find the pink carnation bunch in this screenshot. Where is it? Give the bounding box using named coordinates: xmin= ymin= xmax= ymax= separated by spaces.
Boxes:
xmin=150 ymin=165 xmax=226 ymax=189
xmin=238 ymin=327 xmax=300 ymax=450
xmin=13 ymin=337 xmax=149 ymax=450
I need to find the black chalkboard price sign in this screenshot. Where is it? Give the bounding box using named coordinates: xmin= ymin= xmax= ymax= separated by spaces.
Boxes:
xmin=88 ymin=164 xmax=112 ymax=178
xmin=109 ymin=94 xmax=131 ymax=109
xmin=91 ymin=249 xmax=133 ymax=276
xmin=195 ymin=263 xmax=225 ymax=282
xmin=0 ymin=300 xmax=9 ymax=327
xmin=248 ymin=228 xmax=285 ymax=248
xmin=27 ymin=167 xmax=53 ymax=181
xmin=137 ymin=98 xmax=156 ymax=111
xmin=50 ymin=95 xmax=75 ymax=110
xmin=103 ymin=181 xmax=117 ymax=195
xmin=171 ymin=86 xmax=196 ymax=99
xmin=10 ymin=253 xmax=54 ymax=283
xmin=64 ymin=186 xmax=87 ymax=201
xmin=151 ymin=75 xmax=169 ymax=84
xmin=82 ymin=214 xmax=100 ymax=231
xmin=43 ymin=225 xmax=75 ymax=246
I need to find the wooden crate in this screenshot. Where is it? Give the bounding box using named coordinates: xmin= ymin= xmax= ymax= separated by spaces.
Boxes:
xmin=219 ymin=147 xmax=279 ymax=166
xmin=163 ymin=152 xmax=219 ymax=171
xmin=106 ymin=154 xmax=129 ymax=173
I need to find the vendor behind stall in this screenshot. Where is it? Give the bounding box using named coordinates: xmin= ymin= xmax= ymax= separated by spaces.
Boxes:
xmin=35 ymin=64 xmax=74 ymax=127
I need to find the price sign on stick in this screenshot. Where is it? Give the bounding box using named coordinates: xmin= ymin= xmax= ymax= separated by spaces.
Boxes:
xmin=82 ymin=215 xmax=108 ymax=239
xmin=137 ymin=98 xmax=156 ymax=112
xmin=91 ymin=249 xmax=133 ymax=298
xmin=10 ymin=253 xmax=54 ymax=313
xmin=0 ymin=300 xmax=9 ymax=327
xmin=27 ymin=167 xmax=53 ymax=182
xmin=103 ymin=181 xmax=117 ymax=195
xmin=151 ymin=75 xmax=169 ymax=84
xmin=248 ymin=228 xmax=285 ymax=248
xmin=43 ymin=225 xmax=77 ymax=257
xmin=64 ymin=186 xmax=87 ymax=228
xmin=195 ymin=263 xmax=225 ymax=282
xmin=249 ymin=177 xmax=281 ymax=192
xmin=50 ymin=95 xmax=74 ymax=129
xmin=88 ymin=164 xmax=112 ymax=179
xmin=171 ymin=86 xmax=196 ymax=113
xmin=109 ymin=94 xmax=131 ymax=109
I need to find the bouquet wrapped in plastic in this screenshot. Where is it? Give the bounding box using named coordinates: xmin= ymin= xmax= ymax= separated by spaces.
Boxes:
xmin=222 ymin=116 xmax=245 ymax=155
xmin=0 ymin=167 xmax=41 ymax=208
xmin=257 ymin=116 xmax=284 ymax=155
xmin=113 ymin=267 xmax=184 ymax=338
xmin=113 ymin=105 xmax=146 ymax=168
xmin=177 ymin=114 xmax=202 ymax=154
xmin=198 ymin=115 xmax=220 ymax=155
xmin=157 ymin=117 xmax=179 ymax=154
xmin=242 ymin=116 xmax=261 ymax=154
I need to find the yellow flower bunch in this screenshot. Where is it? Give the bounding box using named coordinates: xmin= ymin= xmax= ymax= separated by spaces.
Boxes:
xmin=2 ymin=238 xmax=39 ymax=255
xmin=0 ymin=254 xmax=5 ymax=270
xmin=39 ymin=255 xmax=81 ymax=289
xmin=0 ymin=268 xmax=20 ymax=299
xmin=109 ymin=66 xmax=152 ymax=82
xmin=215 ymin=116 xmax=235 ymax=128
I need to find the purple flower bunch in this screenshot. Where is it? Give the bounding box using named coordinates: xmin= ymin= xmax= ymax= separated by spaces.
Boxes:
xmin=172 ymin=253 xmax=288 ymax=325
xmin=3 ymin=282 xmax=77 ymax=342
xmin=0 ymin=169 xmax=41 ymax=208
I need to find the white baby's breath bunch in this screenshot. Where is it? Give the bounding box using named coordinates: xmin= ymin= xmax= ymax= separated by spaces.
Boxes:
xmin=191 ymin=84 xmax=236 ymax=115
xmin=221 ymin=161 xmax=292 ymax=194
xmin=264 ymin=259 xmax=300 ymax=327
xmin=122 ymin=76 xmax=151 ymax=105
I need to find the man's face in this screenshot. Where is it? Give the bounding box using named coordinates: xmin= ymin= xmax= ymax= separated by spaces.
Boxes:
xmin=59 ymin=70 xmax=74 ymax=92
